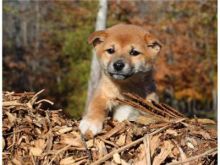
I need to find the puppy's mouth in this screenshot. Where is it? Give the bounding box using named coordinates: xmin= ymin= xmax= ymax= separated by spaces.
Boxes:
xmin=108 ymin=72 xmax=133 ymax=80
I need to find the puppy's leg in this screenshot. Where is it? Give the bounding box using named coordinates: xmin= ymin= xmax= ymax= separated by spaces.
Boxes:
xmin=79 ymin=94 xmax=107 ymax=136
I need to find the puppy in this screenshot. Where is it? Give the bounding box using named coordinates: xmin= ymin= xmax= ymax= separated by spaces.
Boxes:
xmin=79 ymin=24 xmax=161 ymax=137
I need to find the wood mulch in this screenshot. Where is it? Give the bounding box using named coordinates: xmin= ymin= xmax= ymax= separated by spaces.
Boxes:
xmin=3 ymin=90 xmax=217 ymax=165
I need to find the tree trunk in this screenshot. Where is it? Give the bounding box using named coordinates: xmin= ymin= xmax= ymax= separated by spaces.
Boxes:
xmin=35 ymin=0 xmax=40 ymax=54
xmin=85 ymin=0 xmax=108 ymax=110
xmin=212 ymin=89 xmax=217 ymax=120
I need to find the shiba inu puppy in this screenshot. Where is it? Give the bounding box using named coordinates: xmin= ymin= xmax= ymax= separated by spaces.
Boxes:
xmin=79 ymin=24 xmax=161 ymax=137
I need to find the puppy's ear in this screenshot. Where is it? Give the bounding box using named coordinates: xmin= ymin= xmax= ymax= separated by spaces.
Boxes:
xmin=144 ymin=33 xmax=162 ymax=58
xmin=88 ymin=30 xmax=107 ymax=47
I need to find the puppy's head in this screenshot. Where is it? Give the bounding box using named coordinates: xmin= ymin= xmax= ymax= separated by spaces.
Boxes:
xmin=88 ymin=24 xmax=162 ymax=80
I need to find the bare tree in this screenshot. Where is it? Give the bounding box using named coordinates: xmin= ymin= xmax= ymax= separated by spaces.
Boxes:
xmin=85 ymin=0 xmax=108 ymax=109
xmin=35 ymin=0 xmax=40 ymax=54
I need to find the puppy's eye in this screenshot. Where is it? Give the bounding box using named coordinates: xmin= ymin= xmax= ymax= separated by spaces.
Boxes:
xmin=147 ymin=41 xmax=161 ymax=48
xmin=130 ymin=49 xmax=140 ymax=56
xmin=106 ymin=48 xmax=115 ymax=54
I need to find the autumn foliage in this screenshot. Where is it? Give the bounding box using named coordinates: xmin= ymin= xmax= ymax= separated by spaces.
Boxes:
xmin=3 ymin=1 xmax=217 ymax=118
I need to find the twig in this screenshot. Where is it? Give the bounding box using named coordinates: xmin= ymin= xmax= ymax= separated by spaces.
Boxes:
xmin=161 ymin=103 xmax=185 ymax=118
xmin=48 ymin=144 xmax=71 ymax=165
xmin=28 ymin=89 xmax=45 ymax=107
xmin=115 ymin=98 xmax=168 ymax=122
xmin=143 ymin=134 xmax=151 ymax=165
xmin=75 ymin=159 xmax=88 ymax=165
xmin=91 ymin=136 xmax=144 ymax=165
xmin=101 ymin=122 xmax=126 ymax=139
xmin=6 ymin=92 xmax=35 ymax=96
xmin=7 ymin=129 xmax=16 ymax=150
xmin=152 ymin=101 xmax=183 ymax=118
xmin=91 ymin=123 xmax=171 ymax=165
xmin=74 ymin=156 xmax=88 ymax=162
xmin=30 ymin=153 xmax=36 ymax=165
xmin=123 ymin=93 xmax=174 ymax=118
xmin=98 ymin=137 xmax=119 ymax=148
xmin=168 ymin=147 xmax=217 ymax=165
xmin=32 ymin=89 xmax=45 ymax=100
xmin=3 ymin=101 xmax=25 ymax=107
xmin=151 ymin=101 xmax=178 ymax=118
xmin=4 ymin=91 xmax=15 ymax=96
xmin=150 ymin=124 xmax=170 ymax=136
xmin=172 ymin=140 xmax=189 ymax=165
xmin=35 ymin=99 xmax=54 ymax=105
xmin=80 ymin=132 xmax=92 ymax=162
xmin=124 ymin=93 xmax=184 ymax=119
xmin=3 ymin=130 xmax=23 ymax=136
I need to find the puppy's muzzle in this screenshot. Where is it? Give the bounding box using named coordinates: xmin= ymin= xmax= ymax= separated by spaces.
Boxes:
xmin=107 ymin=59 xmax=133 ymax=80
xmin=113 ymin=60 xmax=125 ymax=71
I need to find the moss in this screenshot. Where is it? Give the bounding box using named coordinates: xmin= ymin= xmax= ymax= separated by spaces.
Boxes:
xmin=55 ymin=2 xmax=98 ymax=118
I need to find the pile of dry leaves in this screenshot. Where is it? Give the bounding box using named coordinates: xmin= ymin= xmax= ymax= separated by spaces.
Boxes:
xmin=3 ymin=90 xmax=217 ymax=165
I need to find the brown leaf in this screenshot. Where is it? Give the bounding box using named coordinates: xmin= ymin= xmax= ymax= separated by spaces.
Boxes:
xmin=135 ymin=144 xmax=147 ymax=164
xmin=165 ymin=129 xmax=178 ymax=136
xmin=86 ymin=139 xmax=94 ymax=148
xmin=102 ymin=122 xmax=125 ymax=139
xmin=11 ymin=158 xmax=22 ymax=165
xmin=116 ymin=134 xmax=126 ymax=146
xmin=176 ymin=144 xmax=189 ymax=165
xmin=35 ymin=139 xmax=46 ymax=148
xmin=30 ymin=147 xmax=43 ymax=156
xmin=60 ymin=157 xmax=75 ymax=165
xmin=113 ymin=153 xmax=121 ymax=164
xmin=2 ymin=138 xmax=5 ymax=150
xmin=135 ymin=115 xmax=158 ymax=125
xmin=96 ymin=139 xmax=108 ymax=159
xmin=60 ymin=134 xmax=83 ymax=148
xmin=121 ymin=159 xmax=129 ymax=165
xmin=153 ymin=140 xmax=174 ymax=165
xmin=57 ymin=126 xmax=73 ymax=135
xmin=150 ymin=134 xmax=161 ymax=156
xmin=191 ymin=130 xmax=211 ymax=139
xmin=191 ymin=118 xmax=216 ymax=125
xmin=30 ymin=139 xmax=46 ymax=156
xmin=5 ymin=112 xmax=16 ymax=123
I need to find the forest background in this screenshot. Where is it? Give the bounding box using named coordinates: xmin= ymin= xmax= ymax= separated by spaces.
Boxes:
xmin=3 ymin=0 xmax=217 ymax=119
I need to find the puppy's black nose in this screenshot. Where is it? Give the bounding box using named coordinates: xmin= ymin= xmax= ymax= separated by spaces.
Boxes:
xmin=113 ymin=60 xmax=125 ymax=71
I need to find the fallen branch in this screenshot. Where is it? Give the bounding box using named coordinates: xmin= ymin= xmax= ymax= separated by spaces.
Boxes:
xmin=91 ymin=124 xmax=171 ymax=165
xmin=168 ymin=147 xmax=217 ymax=165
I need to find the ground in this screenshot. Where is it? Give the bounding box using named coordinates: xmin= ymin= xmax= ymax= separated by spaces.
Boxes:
xmin=3 ymin=91 xmax=217 ymax=165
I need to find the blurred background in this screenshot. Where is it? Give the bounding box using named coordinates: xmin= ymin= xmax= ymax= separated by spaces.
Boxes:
xmin=3 ymin=0 xmax=217 ymax=119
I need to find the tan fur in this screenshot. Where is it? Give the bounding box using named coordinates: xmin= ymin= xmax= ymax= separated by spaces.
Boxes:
xmin=80 ymin=24 xmax=161 ymax=137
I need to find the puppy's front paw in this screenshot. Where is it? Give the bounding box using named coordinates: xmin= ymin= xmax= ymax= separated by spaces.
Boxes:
xmin=113 ymin=105 xmax=140 ymax=122
xmin=79 ymin=117 xmax=103 ymax=137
